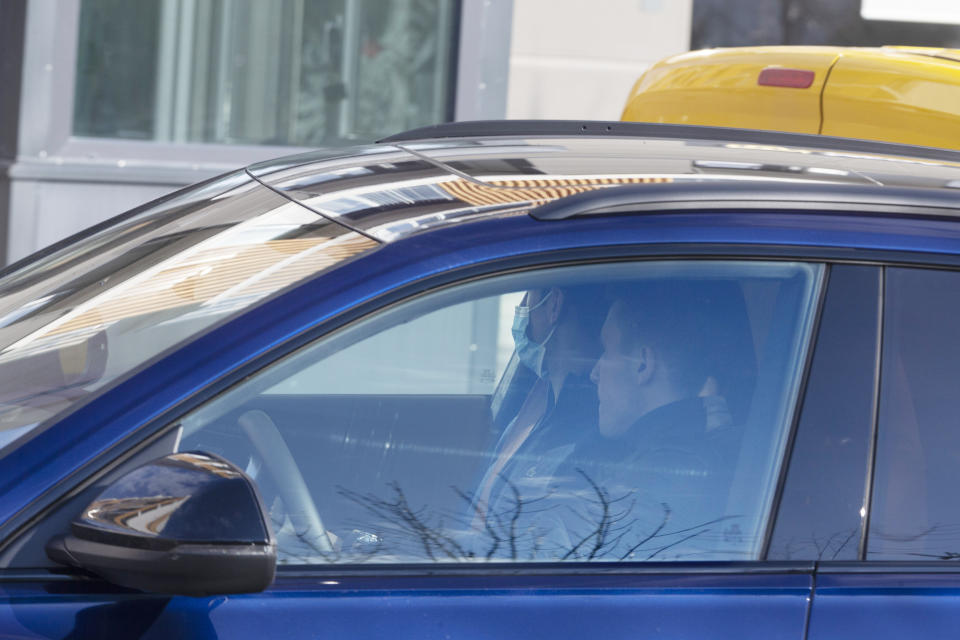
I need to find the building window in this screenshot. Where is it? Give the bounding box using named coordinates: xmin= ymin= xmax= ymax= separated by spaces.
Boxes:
xmin=73 ymin=0 xmax=458 ymax=147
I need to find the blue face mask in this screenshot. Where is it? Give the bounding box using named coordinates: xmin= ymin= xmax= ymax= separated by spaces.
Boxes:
xmin=512 ymin=291 xmax=557 ymax=378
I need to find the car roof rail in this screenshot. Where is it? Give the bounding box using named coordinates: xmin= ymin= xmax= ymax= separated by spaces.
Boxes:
xmin=528 ymin=181 xmax=960 ymax=221
xmin=379 ymin=120 xmax=960 ymax=164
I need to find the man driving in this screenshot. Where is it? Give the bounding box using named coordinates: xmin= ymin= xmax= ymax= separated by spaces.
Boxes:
xmin=472 ymin=285 xmax=606 ymax=528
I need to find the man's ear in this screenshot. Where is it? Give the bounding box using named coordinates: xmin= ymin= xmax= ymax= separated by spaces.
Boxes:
xmin=635 ymin=346 xmax=655 ymax=384
xmin=545 ymin=288 xmax=564 ymax=324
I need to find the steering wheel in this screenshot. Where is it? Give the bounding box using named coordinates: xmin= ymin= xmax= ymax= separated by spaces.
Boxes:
xmin=237 ymin=409 xmax=335 ymax=557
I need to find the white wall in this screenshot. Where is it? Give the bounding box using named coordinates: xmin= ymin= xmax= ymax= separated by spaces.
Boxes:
xmin=506 ymin=0 xmax=692 ymax=120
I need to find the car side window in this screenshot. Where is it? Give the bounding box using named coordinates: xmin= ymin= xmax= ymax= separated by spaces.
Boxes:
xmin=179 ymin=261 xmax=822 ymax=565
xmin=868 ymin=267 xmax=960 ymax=560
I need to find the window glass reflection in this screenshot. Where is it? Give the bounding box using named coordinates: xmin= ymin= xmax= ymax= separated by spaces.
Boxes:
xmin=0 ymin=175 xmax=375 ymax=447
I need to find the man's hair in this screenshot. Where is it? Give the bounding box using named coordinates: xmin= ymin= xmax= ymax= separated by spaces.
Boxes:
xmin=611 ymin=280 xmax=756 ymax=417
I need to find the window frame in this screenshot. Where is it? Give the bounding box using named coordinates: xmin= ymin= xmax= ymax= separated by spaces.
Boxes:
xmin=19 ymin=0 xmax=321 ymax=185
xmin=16 ymin=0 xmax=488 ymax=189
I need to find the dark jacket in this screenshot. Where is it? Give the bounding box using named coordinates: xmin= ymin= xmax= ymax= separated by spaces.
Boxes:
xmin=513 ymin=396 xmax=742 ymax=561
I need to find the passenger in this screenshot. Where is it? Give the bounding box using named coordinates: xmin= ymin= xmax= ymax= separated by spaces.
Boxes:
xmin=562 ymin=281 xmax=752 ymax=560
xmin=590 ymin=283 xmax=734 ymax=438
xmin=467 ymin=280 xmax=753 ymax=562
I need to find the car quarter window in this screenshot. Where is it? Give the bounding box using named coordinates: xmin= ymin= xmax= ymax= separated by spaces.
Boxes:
xmin=868 ymin=267 xmax=960 ymax=561
xmin=179 ymin=261 xmax=823 ymax=565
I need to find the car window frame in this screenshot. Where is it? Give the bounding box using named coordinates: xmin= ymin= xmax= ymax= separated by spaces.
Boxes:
xmin=0 ymin=241 xmax=834 ymax=575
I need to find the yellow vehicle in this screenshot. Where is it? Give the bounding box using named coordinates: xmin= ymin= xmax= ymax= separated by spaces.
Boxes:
xmin=621 ymin=46 xmax=960 ymax=150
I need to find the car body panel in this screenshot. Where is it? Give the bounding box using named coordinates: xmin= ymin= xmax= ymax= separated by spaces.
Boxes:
xmin=809 ymin=571 xmax=960 ymax=639
xmin=822 ymin=49 xmax=960 ymax=149
xmin=621 ymin=47 xmax=839 ymax=134
xmin=0 ymin=571 xmax=813 ymax=640
xmin=621 ymin=46 xmax=960 ymax=150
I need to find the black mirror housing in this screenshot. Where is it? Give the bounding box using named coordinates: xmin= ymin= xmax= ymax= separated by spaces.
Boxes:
xmin=47 ymin=451 xmax=276 ymax=596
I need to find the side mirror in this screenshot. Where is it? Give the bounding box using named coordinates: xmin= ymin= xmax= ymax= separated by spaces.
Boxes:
xmin=46 ymin=451 xmax=276 ymax=596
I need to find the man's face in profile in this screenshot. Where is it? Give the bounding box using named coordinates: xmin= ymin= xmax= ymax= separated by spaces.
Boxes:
xmin=591 ymin=301 xmax=644 ymax=437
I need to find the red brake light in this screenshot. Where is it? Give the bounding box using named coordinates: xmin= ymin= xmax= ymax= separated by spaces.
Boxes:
xmin=757 ymin=67 xmax=816 ymax=89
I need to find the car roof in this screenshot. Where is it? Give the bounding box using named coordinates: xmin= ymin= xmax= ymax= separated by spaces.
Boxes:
xmin=247 ymin=121 xmax=960 ymax=243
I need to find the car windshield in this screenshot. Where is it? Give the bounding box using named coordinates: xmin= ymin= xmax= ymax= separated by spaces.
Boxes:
xmin=0 ymin=172 xmax=376 ymax=449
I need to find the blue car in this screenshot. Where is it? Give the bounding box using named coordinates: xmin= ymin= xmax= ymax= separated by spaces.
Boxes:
xmin=3 ymin=120 xmax=960 ymax=638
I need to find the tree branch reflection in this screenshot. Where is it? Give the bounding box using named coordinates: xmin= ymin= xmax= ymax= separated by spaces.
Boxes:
xmin=311 ymin=470 xmax=741 ymax=564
